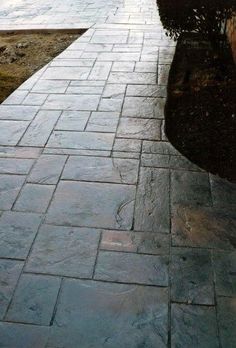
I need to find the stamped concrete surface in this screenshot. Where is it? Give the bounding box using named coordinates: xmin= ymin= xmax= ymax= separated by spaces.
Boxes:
xmin=0 ymin=0 xmax=236 ymax=347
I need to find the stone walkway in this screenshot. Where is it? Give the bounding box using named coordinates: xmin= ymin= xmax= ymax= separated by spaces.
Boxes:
xmin=0 ymin=0 xmax=236 ymax=347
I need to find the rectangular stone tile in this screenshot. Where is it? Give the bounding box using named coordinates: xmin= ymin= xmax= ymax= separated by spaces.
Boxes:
xmin=42 ymin=67 xmax=90 ymax=80
xmin=126 ymin=84 xmax=166 ymax=97
xmin=6 ymin=274 xmax=60 ymax=326
xmin=101 ymin=230 xmax=170 ymax=254
xmin=171 ymin=170 xmax=211 ymax=206
xmin=210 ymin=175 xmax=236 ymax=208
xmin=112 ymin=151 xmax=140 ymax=159
xmin=0 ymin=120 xmax=29 ymax=146
xmin=0 ymin=105 xmax=38 ymax=121
xmin=117 ymin=118 xmax=161 ymax=140
xmin=57 ymin=50 xmax=83 ymax=59
xmin=122 ymin=97 xmax=165 ymax=118
xmin=171 ymin=248 xmax=214 ymax=305
xmin=91 ymin=35 xmax=128 ymax=44
xmin=19 ymin=110 xmax=61 ymax=147
xmin=113 ymin=138 xmax=141 ymax=153
xmin=46 ymin=181 xmax=135 ymax=230
xmin=0 ymin=259 xmax=23 ymax=319
xmin=88 ymin=61 xmax=112 ymax=80
xmin=47 ymin=131 xmax=114 ymax=151
xmin=51 ymin=59 xmax=95 ymax=67
xmin=213 ymin=251 xmax=236 ymax=297
xmin=135 ymin=61 xmax=157 ymax=73
xmin=134 ymin=168 xmax=170 ymax=233
xmin=0 ymin=147 xmax=41 ymax=159
xmin=172 ymin=205 xmax=236 ymax=250
xmin=142 ymin=141 xmax=180 ymax=155
xmin=112 ymin=61 xmax=135 ymax=72
xmin=14 ymin=184 xmax=55 ymax=213
xmin=48 ymin=279 xmax=168 ymax=348
xmin=102 ymin=84 xmax=126 ymax=98
xmin=28 ymin=155 xmax=67 ymax=185
xmin=158 ymin=64 xmax=171 ymax=85
xmin=98 ymin=98 xmax=123 ymax=112
xmin=218 ymin=297 xmax=236 ymax=348
xmin=98 ymin=52 xmax=140 ymax=62
xmin=94 ymin=251 xmax=169 ymax=286
xmin=25 ymin=224 xmax=100 ymax=278
xmin=0 ymin=158 xmax=34 ymax=175
xmin=66 ymin=86 xmax=104 ymax=95
xmin=113 ymin=44 xmax=142 ymax=52
xmin=0 ymin=211 xmax=42 ymax=259
xmin=0 ymin=174 xmax=25 ymax=210
xmin=70 ymin=80 xmax=106 ymax=87
xmin=22 ymin=93 xmax=48 ymax=106
xmin=43 ymin=94 xmax=100 ymax=111
xmin=83 ymin=43 xmax=113 ymax=52
xmin=55 ymin=111 xmax=90 ymax=131
xmin=62 ymin=156 xmax=139 ymax=184
xmin=171 ymin=304 xmax=219 ymax=348
xmin=86 ymin=111 xmax=119 ymax=132
xmin=0 ymin=322 xmax=49 ymax=348
xmin=32 ymin=79 xmax=69 ymax=93
xmin=108 ymin=72 xmax=156 ymax=84
xmin=141 ymin=153 xmax=201 ymax=171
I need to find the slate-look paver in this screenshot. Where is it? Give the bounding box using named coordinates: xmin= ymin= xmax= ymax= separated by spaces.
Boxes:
xmin=0 ymin=0 xmax=235 ymax=346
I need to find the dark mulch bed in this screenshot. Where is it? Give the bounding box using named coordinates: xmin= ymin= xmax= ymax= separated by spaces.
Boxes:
xmin=165 ymin=33 xmax=236 ymax=182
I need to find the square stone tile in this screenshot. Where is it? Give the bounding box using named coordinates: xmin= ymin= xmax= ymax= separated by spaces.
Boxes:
xmin=171 ymin=304 xmax=219 ymax=348
xmin=0 ymin=120 xmax=29 ymax=146
xmin=19 ymin=110 xmax=61 ymax=147
xmin=0 ymin=259 xmax=23 ymax=319
xmin=14 ymin=184 xmax=55 ymax=213
xmin=98 ymin=98 xmax=123 ymax=112
xmin=6 ymin=274 xmax=61 ymax=325
xmin=117 ymin=118 xmax=161 ymax=140
xmin=171 ymin=170 xmax=211 ymax=206
xmin=55 ymin=111 xmax=90 ymax=131
xmin=0 ymin=158 xmax=34 ymax=175
xmin=213 ymin=251 xmax=236 ymax=297
xmin=95 ymin=251 xmax=169 ymax=286
xmin=48 ymin=279 xmax=168 ymax=348
xmin=0 ymin=211 xmax=42 ymax=259
xmin=47 ymin=131 xmax=114 ymax=151
xmin=171 ymin=248 xmax=214 ymax=305
xmin=3 ymin=90 xmax=28 ymax=105
xmin=101 ymin=230 xmax=170 ymax=254
xmin=62 ymin=156 xmax=139 ymax=184
xmin=27 ymin=155 xmax=67 ymax=185
xmin=172 ymin=205 xmax=236 ymax=250
xmin=134 ymin=168 xmax=170 ymax=233
xmin=25 ymin=224 xmax=100 ymax=278
xmin=102 ymin=84 xmax=126 ymax=98
xmin=0 ymin=322 xmax=49 ymax=348
xmin=86 ymin=111 xmax=119 ymax=132
xmin=89 ymin=61 xmax=112 ymax=80
xmin=46 ymin=181 xmax=135 ymax=229
xmin=218 ymin=296 xmax=236 ymax=348
xmin=0 ymin=174 xmax=25 ymax=210
xmin=22 ymin=93 xmax=48 ymax=106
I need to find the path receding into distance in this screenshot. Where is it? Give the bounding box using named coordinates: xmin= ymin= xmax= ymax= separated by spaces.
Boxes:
xmin=0 ymin=0 xmax=235 ymax=347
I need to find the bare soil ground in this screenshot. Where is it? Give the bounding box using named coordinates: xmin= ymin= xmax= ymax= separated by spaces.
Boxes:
xmin=0 ymin=31 xmax=82 ymax=103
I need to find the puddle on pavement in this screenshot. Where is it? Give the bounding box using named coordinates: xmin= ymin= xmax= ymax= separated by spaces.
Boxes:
xmin=157 ymin=0 xmax=236 ymax=182
xmin=0 ymin=30 xmax=85 ymax=103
